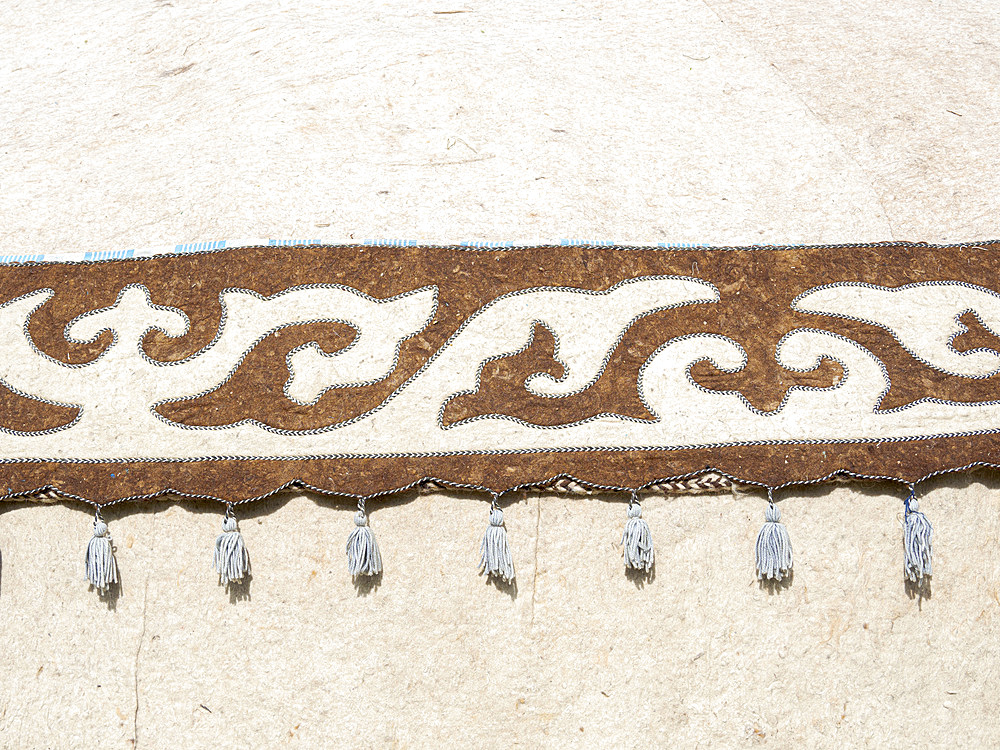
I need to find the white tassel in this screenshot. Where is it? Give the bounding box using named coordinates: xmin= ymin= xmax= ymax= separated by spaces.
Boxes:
xmin=622 ymin=501 xmax=654 ymax=572
xmin=346 ymin=509 xmax=382 ymax=577
xmin=85 ymin=514 xmax=118 ymax=592
xmin=213 ymin=513 xmax=250 ymax=585
xmin=903 ymin=495 xmax=933 ymax=582
xmin=480 ymin=506 xmax=515 ymax=582
xmin=755 ymin=500 xmax=792 ymax=581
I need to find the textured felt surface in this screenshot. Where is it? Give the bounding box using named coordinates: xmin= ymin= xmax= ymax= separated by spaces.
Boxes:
xmin=2 ymin=0 xmax=1000 ymax=747
xmin=4 ymin=243 xmax=1000 ymax=499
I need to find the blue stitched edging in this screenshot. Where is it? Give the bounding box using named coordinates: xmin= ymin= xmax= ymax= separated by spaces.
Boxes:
xmin=4 ymin=237 xmax=998 ymax=266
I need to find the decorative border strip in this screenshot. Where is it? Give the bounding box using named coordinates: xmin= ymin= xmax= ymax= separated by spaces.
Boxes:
xmin=2 ymin=239 xmax=1000 ymax=507
xmin=6 ymin=237 xmax=1000 ymax=266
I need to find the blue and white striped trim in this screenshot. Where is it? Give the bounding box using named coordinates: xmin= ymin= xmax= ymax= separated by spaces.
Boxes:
xmin=2 ymin=237 xmax=996 ymax=267
xmin=0 ymin=238 xmax=721 ymax=265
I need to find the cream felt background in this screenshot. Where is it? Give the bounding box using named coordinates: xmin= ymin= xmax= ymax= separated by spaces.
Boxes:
xmin=2 ymin=0 xmax=1000 ymax=747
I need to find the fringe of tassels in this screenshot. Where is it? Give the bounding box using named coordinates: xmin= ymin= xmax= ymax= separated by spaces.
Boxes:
xmin=755 ymin=493 xmax=793 ymax=582
xmin=346 ymin=499 xmax=382 ymax=579
xmin=622 ymin=493 xmax=654 ymax=573
xmin=61 ymin=487 xmax=935 ymax=595
xmin=903 ymin=489 xmax=933 ymax=583
xmin=480 ymin=496 xmax=515 ymax=582
xmin=85 ymin=509 xmax=118 ymax=593
xmin=214 ymin=505 xmax=250 ymax=586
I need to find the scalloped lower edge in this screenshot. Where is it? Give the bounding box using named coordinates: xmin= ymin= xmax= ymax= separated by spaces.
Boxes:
xmin=0 ymin=461 xmax=995 ymax=511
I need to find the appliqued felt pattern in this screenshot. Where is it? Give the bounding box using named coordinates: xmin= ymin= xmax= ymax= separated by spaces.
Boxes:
xmin=1 ymin=241 xmax=999 ymax=503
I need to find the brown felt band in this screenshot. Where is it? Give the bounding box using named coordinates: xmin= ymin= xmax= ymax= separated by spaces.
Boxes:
xmin=1 ymin=241 xmax=999 ymax=503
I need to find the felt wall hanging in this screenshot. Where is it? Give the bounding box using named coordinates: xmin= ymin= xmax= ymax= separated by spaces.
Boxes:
xmin=1 ymin=239 xmax=997 ymax=588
